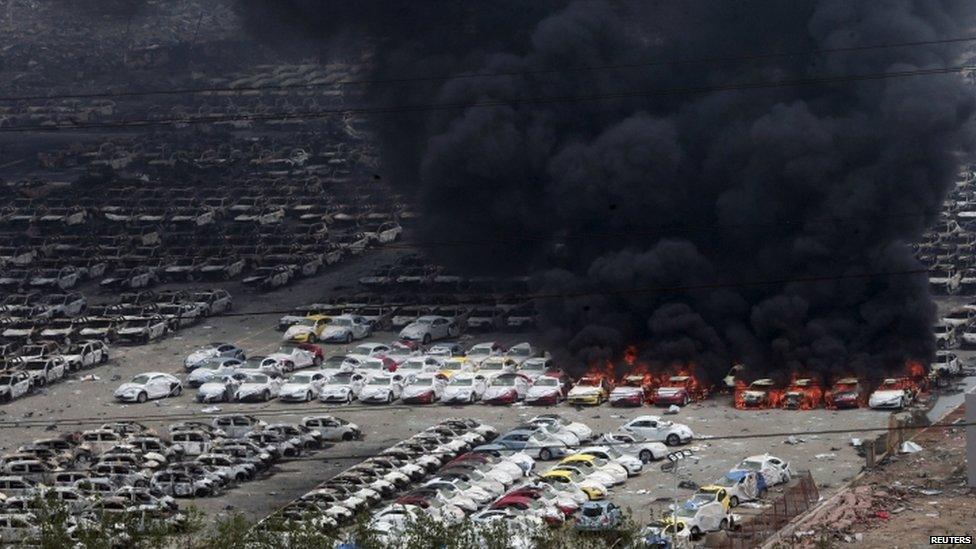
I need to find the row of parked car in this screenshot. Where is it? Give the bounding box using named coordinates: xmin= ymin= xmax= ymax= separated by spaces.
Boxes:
xmin=0 ymin=413 xmax=360 ymax=543
xmin=259 ymin=418 xmax=498 ymax=535
xmin=920 ymin=166 xmax=976 ymax=295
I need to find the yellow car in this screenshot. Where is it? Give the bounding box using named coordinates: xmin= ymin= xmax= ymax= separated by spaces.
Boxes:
xmin=282 ymin=314 xmax=331 ymax=343
xmin=540 ymin=470 xmax=603 ymax=499
xmin=559 ymin=453 xmax=598 ymax=467
xmin=566 ymin=375 xmax=614 ymax=405
xmin=695 ymin=486 xmax=732 ymax=511
xmin=438 ymin=356 xmax=473 ymax=378
xmin=539 ymin=470 xmax=605 ymax=500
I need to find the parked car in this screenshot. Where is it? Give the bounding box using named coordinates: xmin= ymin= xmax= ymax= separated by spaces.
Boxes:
xmin=399 ymin=316 xmax=458 ymax=344
xmin=184 ymin=342 xmax=246 ymax=371
xmin=619 ymin=416 xmax=693 ymax=446
xmin=114 ymin=373 xmax=182 ymax=403
xmin=734 ymin=454 xmax=792 ymax=485
xmin=319 ymin=315 xmax=371 ymax=343
xmin=575 ymin=501 xmax=623 ymax=531
xmin=441 ymin=373 xmax=488 ymax=404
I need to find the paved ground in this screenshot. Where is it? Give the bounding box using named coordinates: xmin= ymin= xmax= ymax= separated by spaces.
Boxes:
xmin=0 ymin=248 xmax=926 ymax=527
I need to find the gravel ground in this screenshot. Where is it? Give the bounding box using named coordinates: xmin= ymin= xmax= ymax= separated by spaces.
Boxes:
xmin=0 ymin=248 xmax=906 ymax=527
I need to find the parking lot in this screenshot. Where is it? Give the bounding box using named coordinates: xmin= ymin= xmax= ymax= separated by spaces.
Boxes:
xmin=0 ymin=248 xmax=895 ymax=527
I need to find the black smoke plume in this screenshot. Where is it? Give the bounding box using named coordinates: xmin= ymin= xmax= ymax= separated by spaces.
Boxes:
xmin=235 ymin=1 xmax=976 ymax=384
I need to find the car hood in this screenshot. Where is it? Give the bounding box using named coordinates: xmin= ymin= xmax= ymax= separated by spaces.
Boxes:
xmin=237 ymin=384 xmax=269 ymax=394
xmin=359 ymin=385 xmax=392 ymax=397
xmin=568 ymin=387 xmax=600 ymax=397
xmin=654 ymin=387 xmax=685 ymax=396
xmin=870 ymin=390 xmax=904 ymax=400
xmin=527 ymin=386 xmax=559 ymax=397
xmin=443 ymin=386 xmax=474 ymax=396
xmin=399 ymin=325 xmax=427 ymax=337
xmin=402 ymin=385 xmax=434 ymax=397
xmin=321 ymin=384 xmax=352 ymax=393
xmin=187 ymin=349 xmax=218 ymax=363
xmin=280 ymin=383 xmax=311 ymax=393
xmin=284 ymin=326 xmax=313 ymax=338
xmin=610 ymin=387 xmax=642 ymax=396
xmin=198 ymin=383 xmax=227 ymax=394
xmin=320 ymin=326 xmax=349 ymax=337
xmin=115 ymin=383 xmax=145 ymax=393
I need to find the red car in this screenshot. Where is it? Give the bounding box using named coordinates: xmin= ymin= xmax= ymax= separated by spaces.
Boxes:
xmin=827 ymin=378 xmax=865 ymax=409
xmin=500 ymin=488 xmax=577 ymax=517
xmin=490 ymin=495 xmax=564 ymax=524
xmin=609 ymin=374 xmax=657 ymax=407
xmin=651 ymin=375 xmax=697 ymax=406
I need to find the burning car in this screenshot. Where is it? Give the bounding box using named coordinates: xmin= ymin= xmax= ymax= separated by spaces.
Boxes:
xmin=826 ymin=377 xmax=866 ymax=409
xmin=609 ymin=374 xmax=657 ymax=407
xmin=733 ymin=378 xmax=782 ymax=409
xmin=525 ymin=373 xmax=572 ymax=406
xmin=482 ymin=373 xmax=531 ymax=405
xmin=651 ymin=375 xmax=701 ymax=407
xmin=781 ymin=378 xmax=823 ymax=410
xmin=868 ymin=377 xmax=918 ymax=410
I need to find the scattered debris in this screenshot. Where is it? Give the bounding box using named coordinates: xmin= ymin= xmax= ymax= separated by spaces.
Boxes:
xmin=785 ymin=435 xmax=805 ymax=445
xmin=80 ymin=374 xmax=100 ymax=382
xmin=665 ymin=405 xmax=680 ymax=415
xmin=201 ymin=406 xmax=221 ymax=413
xmin=899 ymin=441 xmax=922 ymax=454
xmin=815 ymin=453 xmax=837 ymax=460
xmin=918 ymin=489 xmax=943 ymax=496
xmin=678 ymin=480 xmax=699 ymax=490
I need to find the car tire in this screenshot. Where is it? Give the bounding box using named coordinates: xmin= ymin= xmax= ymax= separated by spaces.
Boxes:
xmin=468 ymin=393 xmax=475 ymax=404
xmin=422 ymin=334 xmax=431 ymax=345
xmin=346 ymin=393 xmax=353 ymax=404
xmin=690 ymin=526 xmax=701 ymax=539
xmin=346 ymin=333 xmax=353 ymax=344
xmin=137 ymin=392 xmax=148 ymax=404
xmin=683 ymin=395 xmax=690 ymax=406
xmin=539 ymin=448 xmax=552 ymax=460
xmin=306 ymin=391 xmax=313 ymax=402
xmin=172 ymin=385 xmax=182 ymax=397
xmin=730 ymin=496 xmax=739 ymax=508
xmin=639 ymin=450 xmax=652 ymax=464
xmin=307 ymin=334 xmax=317 ymax=343
xmin=666 ymin=434 xmax=680 ymax=446
xmin=720 ymin=519 xmax=729 ymax=530
xmin=387 ymin=392 xmax=394 ymax=404
xmin=263 ymin=390 xmax=271 ymax=401
xmin=313 ymin=356 xmax=322 ymax=367
xmin=342 ymin=432 xmax=354 ymax=441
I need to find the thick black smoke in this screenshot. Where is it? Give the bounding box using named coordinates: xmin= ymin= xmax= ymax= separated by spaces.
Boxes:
xmin=236 ymin=1 xmax=975 ymax=384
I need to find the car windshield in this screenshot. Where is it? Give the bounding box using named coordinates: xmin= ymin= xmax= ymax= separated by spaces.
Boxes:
xmin=360 ymin=361 xmax=384 ymax=371
xmin=577 ymin=378 xmax=601 ymax=387
xmin=297 ymin=318 xmax=316 ymax=327
xmin=367 ymin=378 xmax=390 ymax=386
xmin=676 ymin=507 xmax=698 ymax=518
xmin=131 ymin=375 xmax=151 ymax=384
xmin=248 ymin=375 xmax=269 ymax=383
xmin=0 ymin=376 xmax=14 ymax=385
xmin=449 ymin=378 xmax=472 ymax=386
xmin=290 ymin=374 xmax=315 ymax=383
xmin=353 ymin=345 xmax=376 ymax=354
xmin=23 ymin=361 xmax=48 ymax=371
xmin=481 ymin=361 xmax=504 ymax=371
xmin=333 ymin=318 xmax=353 ymax=326
xmin=582 ymin=505 xmax=604 ymax=518
xmin=468 ymin=347 xmax=492 ymax=357
xmin=738 ymin=460 xmax=763 ymax=471
xmin=402 ymin=360 xmax=424 ymax=370
xmin=533 ymin=378 xmax=558 ymax=387
xmin=508 ymin=346 xmax=531 ymax=357
xmin=410 ymin=376 xmax=434 ymax=386
xmin=328 ymin=373 xmax=353 ymax=385
xmin=276 ymin=345 xmax=295 ymax=354
xmin=522 ymin=360 xmax=546 ymax=371
xmin=492 ymin=376 xmax=516 ymax=387
xmin=324 ymin=356 xmax=346 ymax=367
xmin=715 ymin=476 xmax=737 ymax=487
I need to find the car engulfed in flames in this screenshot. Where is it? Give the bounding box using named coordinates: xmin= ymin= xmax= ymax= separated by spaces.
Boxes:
xmin=733 ymin=378 xmax=784 ymax=409
xmin=780 ymin=378 xmax=823 ymax=410
xmin=608 ymin=373 xmax=657 ymax=407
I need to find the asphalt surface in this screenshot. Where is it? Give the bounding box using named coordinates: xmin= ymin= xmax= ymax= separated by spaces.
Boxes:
xmin=0 ymin=247 xmax=936 ymax=527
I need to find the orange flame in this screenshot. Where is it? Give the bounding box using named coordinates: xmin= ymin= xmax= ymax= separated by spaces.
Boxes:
xmin=733 ymin=378 xmax=785 ymax=410
xmin=781 ymin=377 xmax=823 ymax=410
xmin=824 ymin=377 xmax=865 ymax=409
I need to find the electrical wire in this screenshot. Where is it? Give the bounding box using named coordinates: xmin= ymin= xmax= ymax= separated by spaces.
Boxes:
xmin=2 ymin=35 xmax=974 ymax=103
xmin=0 ymin=65 xmax=971 ymax=133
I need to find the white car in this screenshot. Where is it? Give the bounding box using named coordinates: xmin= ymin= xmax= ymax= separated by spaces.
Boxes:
xmin=482 ymin=373 xmax=531 ymax=404
xmin=505 ymin=342 xmax=536 ymax=365
xmin=116 ymin=316 xmax=169 ymax=344
xmin=597 ymin=432 xmax=668 ymax=463
xmin=529 ymin=414 xmax=593 ymax=442
xmin=441 ymin=373 xmax=488 ymax=404
xmin=184 ymin=342 xmax=245 ymax=371
xmin=576 ymin=446 xmax=643 ymax=476
xmin=465 ymin=342 xmax=505 ymax=366
xmin=401 ymin=373 xmax=449 ymax=404
xmin=620 ymin=415 xmax=694 ymax=446
xmin=301 ymin=416 xmax=361 ymax=441
xmin=735 ymin=454 xmax=792 ymax=486
xmin=398 ymin=356 xmax=446 ymax=380
xmin=353 ymin=357 xmax=394 ymax=379
xmin=525 ymin=375 xmax=566 ymax=405
xmin=709 ymin=470 xmax=764 ymax=506
xmin=932 ymin=350 xmax=961 ymax=375
xmin=233 ymin=373 xmax=283 ymax=402
xmin=0 ymin=371 xmax=32 ymax=402
xmin=197 ymin=373 xmax=249 ymax=403
xmin=868 ymin=378 xmax=916 ymax=409
xmin=399 ymin=316 xmax=458 ymax=344
xmin=555 ymin=457 xmax=628 ymax=486
xmin=266 ymin=344 xmax=321 ymax=372
xmin=186 ymin=358 xmax=243 ymax=387
xmin=518 ymin=357 xmax=554 ymax=381
xmin=114 ymin=373 xmax=182 ymax=403
xmin=357 ymin=374 xmax=406 ymax=404
xmin=237 ymin=355 xmax=284 ymax=378
xmin=319 ymin=315 xmax=372 ymax=343
xmin=673 ymin=498 xmax=733 ymax=539
xmin=21 ymin=357 xmax=66 ymax=386
xmin=350 ymin=342 xmax=392 ymax=357
xmin=319 ymin=372 xmax=366 ymax=403
xmin=279 ymin=371 xmax=330 ymax=402
xmin=61 ymin=340 xmax=109 ymax=370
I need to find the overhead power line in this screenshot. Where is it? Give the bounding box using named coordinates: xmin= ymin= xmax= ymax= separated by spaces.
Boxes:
xmin=0 ymin=65 xmax=971 ymax=133
xmin=1 ymin=35 xmax=974 ymax=103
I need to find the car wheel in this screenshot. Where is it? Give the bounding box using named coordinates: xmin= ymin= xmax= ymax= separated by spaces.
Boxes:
xmin=720 ymin=519 xmax=729 ymax=530
xmin=306 ymin=391 xmax=313 ymax=402
xmin=346 ymin=393 xmax=353 ymax=404
xmin=308 ymin=334 xmax=317 ymax=343
xmin=137 ymin=392 xmax=148 ymax=404
xmin=342 ymin=432 xmax=354 ymax=441
xmin=683 ymin=395 xmax=690 ymax=406
xmin=313 ymin=356 xmax=322 ymax=367
xmin=346 ymin=333 xmax=353 ymax=344
xmin=638 ymin=449 xmax=652 ymax=464
xmin=690 ymin=526 xmax=701 ymax=539
xmin=539 ymin=448 xmax=552 ymax=460
xmin=172 ymin=385 xmax=182 ymax=397
xmin=422 ymin=333 xmax=431 ymax=345
xmin=468 ymin=393 xmax=475 ymax=404
xmin=387 ymin=392 xmax=394 ymax=404
xmin=666 ymin=434 xmax=680 ymax=446
xmin=729 ymin=496 xmax=739 ymax=508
